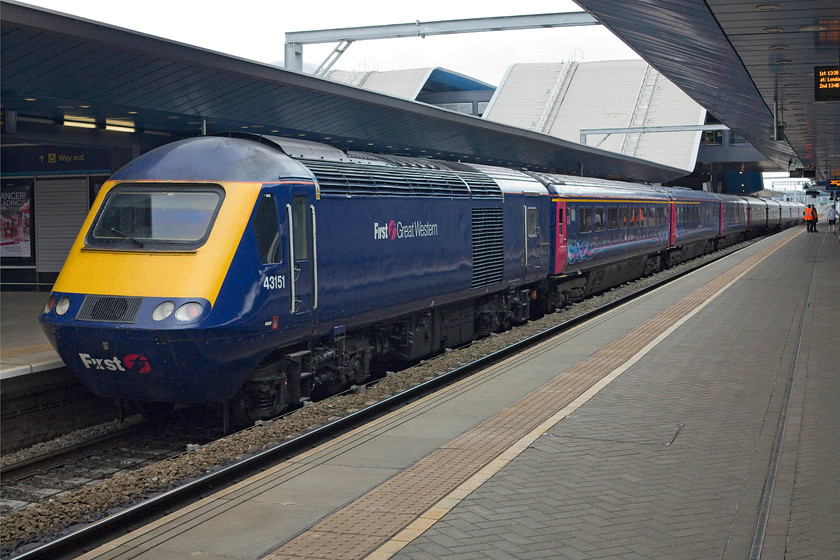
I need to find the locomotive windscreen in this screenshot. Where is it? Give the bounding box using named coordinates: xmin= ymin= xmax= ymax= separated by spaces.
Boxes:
xmin=86 ymin=184 xmax=224 ymax=251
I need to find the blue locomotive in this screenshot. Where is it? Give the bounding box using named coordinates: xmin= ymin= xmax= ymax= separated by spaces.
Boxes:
xmin=38 ymin=134 xmax=802 ymax=423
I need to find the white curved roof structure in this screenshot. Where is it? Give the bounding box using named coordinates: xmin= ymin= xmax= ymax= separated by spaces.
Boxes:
xmin=484 ymin=61 xmax=706 ymax=172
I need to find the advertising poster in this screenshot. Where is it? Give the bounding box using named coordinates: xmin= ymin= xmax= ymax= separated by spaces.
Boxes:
xmin=1 ymin=178 xmax=33 ymax=260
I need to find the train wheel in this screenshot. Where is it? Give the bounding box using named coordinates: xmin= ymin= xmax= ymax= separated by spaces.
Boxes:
xmin=348 ymin=355 xmax=366 ymax=385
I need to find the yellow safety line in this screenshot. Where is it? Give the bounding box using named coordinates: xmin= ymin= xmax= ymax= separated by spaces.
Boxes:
xmin=0 ymin=343 xmax=54 ymax=360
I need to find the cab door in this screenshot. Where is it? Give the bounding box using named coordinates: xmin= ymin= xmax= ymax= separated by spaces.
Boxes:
xmin=523 ymin=200 xmax=542 ymax=278
xmin=285 ymin=187 xmax=319 ymax=317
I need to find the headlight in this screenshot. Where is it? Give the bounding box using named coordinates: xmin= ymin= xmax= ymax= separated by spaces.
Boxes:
xmin=55 ymin=297 xmax=71 ymax=316
xmin=43 ymin=295 xmax=56 ymax=314
xmin=175 ymin=302 xmax=203 ymax=322
xmin=152 ymin=301 xmax=175 ymax=321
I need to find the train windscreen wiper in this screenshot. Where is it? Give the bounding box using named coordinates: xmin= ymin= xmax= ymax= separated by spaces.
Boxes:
xmin=110 ymin=227 xmax=145 ymax=247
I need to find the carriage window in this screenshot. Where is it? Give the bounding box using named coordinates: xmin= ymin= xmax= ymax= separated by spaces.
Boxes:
xmin=607 ymin=207 xmax=618 ymax=229
xmin=253 ymin=194 xmax=281 ymax=264
xmin=87 ymin=184 xmax=223 ymax=251
xmin=594 ymin=207 xmax=605 ymax=231
xmin=620 ymin=207 xmax=629 ymax=228
xmin=656 ymin=206 xmax=666 ymax=226
xmin=579 ymin=208 xmax=592 ymax=233
xmin=292 ymin=195 xmax=308 ymax=260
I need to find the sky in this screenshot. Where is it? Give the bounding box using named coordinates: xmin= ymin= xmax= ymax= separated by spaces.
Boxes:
xmin=18 ymin=0 xmax=640 ymax=86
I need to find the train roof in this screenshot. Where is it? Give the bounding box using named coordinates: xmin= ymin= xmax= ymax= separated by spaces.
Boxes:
xmin=527 ymin=171 xmax=668 ymax=200
xmin=466 ymin=165 xmax=548 ymax=195
xmin=112 ymin=136 xmax=314 ymax=183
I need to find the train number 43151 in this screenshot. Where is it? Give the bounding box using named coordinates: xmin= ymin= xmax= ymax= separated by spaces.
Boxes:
xmin=263 ymin=275 xmax=286 ymax=290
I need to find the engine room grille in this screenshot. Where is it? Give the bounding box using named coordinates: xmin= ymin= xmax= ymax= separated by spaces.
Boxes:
xmin=77 ymin=296 xmax=142 ymax=323
xmin=471 ymin=207 xmax=504 ymax=289
xmin=302 ymin=160 xmax=470 ymax=198
xmin=300 ymin=160 xmax=502 ymax=199
xmin=458 ymin=172 xmax=503 ymax=199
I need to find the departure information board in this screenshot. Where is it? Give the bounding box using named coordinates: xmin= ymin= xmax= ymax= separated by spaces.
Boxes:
xmin=815 ymin=65 xmax=840 ymax=101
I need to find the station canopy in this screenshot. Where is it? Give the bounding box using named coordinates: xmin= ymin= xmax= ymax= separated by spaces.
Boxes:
xmin=0 ymin=1 xmax=688 ymax=184
xmin=575 ymin=0 xmax=840 ymax=182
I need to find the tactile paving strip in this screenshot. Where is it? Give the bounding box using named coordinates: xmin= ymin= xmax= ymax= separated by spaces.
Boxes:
xmin=265 ymin=233 xmax=795 ymax=560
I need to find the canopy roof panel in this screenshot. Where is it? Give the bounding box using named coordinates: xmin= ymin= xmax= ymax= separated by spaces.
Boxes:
xmin=0 ymin=0 xmax=683 ymax=183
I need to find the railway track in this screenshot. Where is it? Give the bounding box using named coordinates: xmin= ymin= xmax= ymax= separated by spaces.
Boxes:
xmin=0 ymin=425 xmax=147 ymax=484
xmin=1 ymin=239 xmax=756 ymax=560
xmin=0 ymin=408 xmax=224 ymax=517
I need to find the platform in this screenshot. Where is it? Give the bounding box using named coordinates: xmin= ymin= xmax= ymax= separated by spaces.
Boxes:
xmin=0 ymin=292 xmax=62 ymax=380
xmin=22 ymin=227 xmax=840 ymax=559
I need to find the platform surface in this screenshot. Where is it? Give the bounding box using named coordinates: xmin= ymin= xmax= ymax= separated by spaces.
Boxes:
xmin=0 ymin=291 xmax=62 ymax=379
xmin=21 ymin=227 xmax=840 ymax=560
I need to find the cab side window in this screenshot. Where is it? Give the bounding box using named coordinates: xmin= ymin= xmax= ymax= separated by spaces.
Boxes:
xmin=292 ymin=195 xmax=309 ymax=261
xmin=254 ymin=194 xmax=281 ymax=264
xmin=526 ymin=207 xmax=538 ymax=237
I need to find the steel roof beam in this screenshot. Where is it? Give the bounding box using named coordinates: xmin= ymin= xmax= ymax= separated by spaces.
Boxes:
xmin=285 ymin=12 xmax=598 ymax=73
xmin=581 ymin=124 xmax=730 ymax=147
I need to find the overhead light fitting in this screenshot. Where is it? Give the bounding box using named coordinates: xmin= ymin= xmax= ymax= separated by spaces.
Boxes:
xmin=770 ymin=45 xmax=788 ymax=50
xmin=776 ymin=59 xmax=793 ymax=65
xmin=756 ymin=4 xmax=778 ymax=11
xmin=63 ymin=115 xmax=96 ymax=129
xmin=763 ymin=27 xmax=784 ymax=33
xmin=105 ymin=124 xmax=135 ymax=133
xmin=105 ymin=119 xmax=135 ymax=133
xmin=63 ymin=119 xmax=97 ymax=129
xmin=798 ymin=24 xmax=827 ymax=32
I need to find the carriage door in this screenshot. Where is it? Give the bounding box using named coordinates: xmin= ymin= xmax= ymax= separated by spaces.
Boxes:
xmin=553 ymin=199 xmax=567 ymax=274
xmin=523 ymin=201 xmax=541 ymax=277
xmin=286 ymin=188 xmax=318 ymax=316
